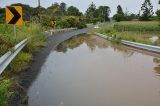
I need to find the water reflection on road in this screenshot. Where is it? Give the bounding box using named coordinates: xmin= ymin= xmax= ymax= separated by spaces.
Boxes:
xmin=28 ymin=34 xmax=160 ymax=106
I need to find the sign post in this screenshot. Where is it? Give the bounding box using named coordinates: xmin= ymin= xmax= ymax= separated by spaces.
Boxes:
xmin=5 ymin=6 xmax=23 ymax=41
xmin=14 ymin=25 xmax=16 ymax=42
xmin=51 ymin=20 xmax=56 ymax=29
xmin=51 ymin=20 xmax=56 ymax=35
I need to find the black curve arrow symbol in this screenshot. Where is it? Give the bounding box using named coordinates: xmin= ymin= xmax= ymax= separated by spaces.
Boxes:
xmin=8 ymin=7 xmax=21 ymax=24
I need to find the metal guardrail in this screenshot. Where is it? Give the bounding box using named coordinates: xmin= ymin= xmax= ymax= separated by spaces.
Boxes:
xmin=0 ymin=39 xmax=28 ymax=75
xmin=95 ymin=32 xmax=160 ymax=53
xmin=94 ymin=32 xmax=112 ymax=40
xmin=51 ymin=28 xmax=77 ymax=32
xmin=121 ymin=40 xmax=160 ymax=53
xmin=0 ymin=28 xmax=78 ymax=75
xmin=48 ymin=28 xmax=77 ymax=35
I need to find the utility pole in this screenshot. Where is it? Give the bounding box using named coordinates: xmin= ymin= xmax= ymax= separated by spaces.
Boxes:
xmin=38 ymin=0 xmax=40 ymax=8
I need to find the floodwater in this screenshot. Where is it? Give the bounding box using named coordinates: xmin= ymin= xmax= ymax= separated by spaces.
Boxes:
xmin=28 ymin=34 xmax=160 ymax=106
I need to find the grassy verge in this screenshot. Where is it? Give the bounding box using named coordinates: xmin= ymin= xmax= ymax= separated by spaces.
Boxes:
xmin=86 ymin=23 xmax=94 ymax=27
xmin=0 ymin=78 xmax=11 ymax=106
xmin=96 ymin=21 xmax=160 ymax=46
xmin=114 ymin=21 xmax=160 ymax=32
xmin=87 ymin=22 xmax=105 ymax=28
xmin=0 ymin=22 xmax=46 ymax=105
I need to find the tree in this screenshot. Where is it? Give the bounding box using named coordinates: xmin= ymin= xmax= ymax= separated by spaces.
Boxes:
xmin=60 ymin=2 xmax=66 ymax=11
xmin=11 ymin=3 xmax=47 ymax=22
xmin=60 ymin=2 xmax=67 ymax=15
xmin=126 ymin=13 xmax=139 ymax=21
xmin=156 ymin=10 xmax=160 ymax=21
xmin=47 ymin=2 xmax=65 ymax=19
xmin=117 ymin=5 xmax=124 ymax=15
xmin=61 ymin=16 xmax=86 ymax=29
xmin=140 ymin=0 xmax=153 ymax=21
xmin=85 ymin=2 xmax=96 ymax=19
xmin=113 ymin=5 xmax=125 ymax=22
xmin=113 ymin=14 xmax=124 ymax=22
xmin=67 ymin=6 xmax=82 ymax=16
xmin=157 ymin=0 xmax=160 ymax=24
xmin=97 ymin=6 xmax=111 ymax=22
xmin=0 ymin=8 xmax=5 ymax=23
xmin=0 ymin=7 xmax=4 ymax=14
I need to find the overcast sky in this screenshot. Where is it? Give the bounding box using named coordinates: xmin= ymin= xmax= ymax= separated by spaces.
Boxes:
xmin=0 ymin=0 xmax=159 ymax=16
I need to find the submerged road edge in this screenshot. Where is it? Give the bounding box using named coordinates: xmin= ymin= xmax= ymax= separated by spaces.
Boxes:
xmin=95 ymin=32 xmax=160 ymax=54
xmin=9 ymin=28 xmax=91 ymax=106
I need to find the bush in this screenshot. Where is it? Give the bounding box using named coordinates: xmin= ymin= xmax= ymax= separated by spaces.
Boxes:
xmin=61 ymin=16 xmax=87 ymax=29
xmin=63 ymin=16 xmax=78 ymax=27
xmin=91 ymin=18 xmax=100 ymax=24
xmin=156 ymin=10 xmax=160 ymax=25
xmin=40 ymin=15 xmax=52 ymax=28
xmin=9 ymin=52 xmax=32 ymax=73
xmin=97 ymin=25 xmax=115 ymax=35
xmin=56 ymin=21 xmax=63 ymax=29
xmin=0 ymin=78 xmax=11 ymax=106
xmin=113 ymin=14 xmax=125 ymax=22
xmin=76 ymin=23 xmax=87 ymax=29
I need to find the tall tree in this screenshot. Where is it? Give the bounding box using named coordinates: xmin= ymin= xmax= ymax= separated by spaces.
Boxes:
xmin=60 ymin=2 xmax=66 ymax=11
xmin=67 ymin=6 xmax=82 ymax=16
xmin=47 ymin=2 xmax=59 ymax=10
xmin=47 ymin=2 xmax=65 ymax=19
xmin=97 ymin=6 xmax=111 ymax=22
xmin=117 ymin=5 xmax=124 ymax=15
xmin=85 ymin=2 xmax=96 ymax=18
xmin=156 ymin=0 xmax=160 ymax=23
xmin=140 ymin=0 xmax=153 ymax=21
xmin=0 ymin=7 xmax=5 ymax=23
xmin=0 ymin=7 xmax=4 ymax=14
xmin=113 ymin=5 xmax=125 ymax=22
xmin=60 ymin=2 xmax=67 ymax=15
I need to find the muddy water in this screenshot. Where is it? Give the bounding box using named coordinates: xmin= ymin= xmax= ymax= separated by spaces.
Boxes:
xmin=28 ymin=34 xmax=160 ymax=106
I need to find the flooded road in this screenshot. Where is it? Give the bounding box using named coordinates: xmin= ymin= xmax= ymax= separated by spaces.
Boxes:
xmin=28 ymin=34 xmax=160 ymax=106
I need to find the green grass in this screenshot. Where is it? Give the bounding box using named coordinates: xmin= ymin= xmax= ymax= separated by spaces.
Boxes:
xmin=0 ymin=23 xmax=46 ymax=56
xmin=0 ymin=78 xmax=12 ymax=106
xmin=114 ymin=21 xmax=160 ymax=32
xmin=96 ymin=21 xmax=160 ymax=46
xmin=87 ymin=22 xmax=105 ymax=28
xmin=86 ymin=23 xmax=94 ymax=27
xmin=9 ymin=52 xmax=32 ymax=73
xmin=0 ymin=22 xmax=46 ymax=105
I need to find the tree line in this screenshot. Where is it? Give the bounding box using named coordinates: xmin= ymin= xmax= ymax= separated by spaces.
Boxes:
xmin=0 ymin=2 xmax=111 ymax=28
xmin=113 ymin=0 xmax=160 ymax=22
xmin=0 ymin=0 xmax=160 ymax=28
